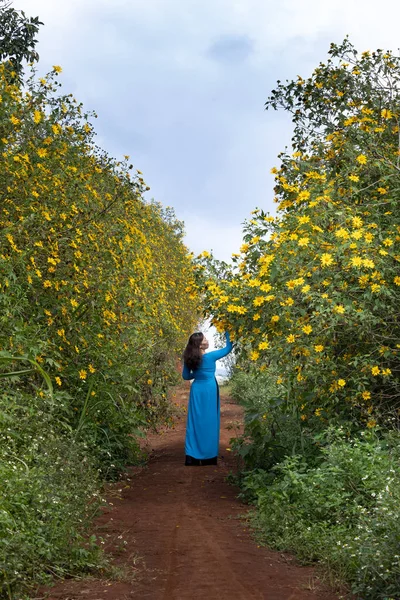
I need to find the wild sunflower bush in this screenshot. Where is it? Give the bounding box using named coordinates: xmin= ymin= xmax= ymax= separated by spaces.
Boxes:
xmin=198 ymin=39 xmax=400 ymax=426
xmin=197 ymin=39 xmax=400 ymax=598
xmin=0 ymin=60 xmax=200 ymax=597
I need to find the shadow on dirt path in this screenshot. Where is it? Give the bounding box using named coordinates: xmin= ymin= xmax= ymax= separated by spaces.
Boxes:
xmin=38 ymin=385 xmax=339 ymax=600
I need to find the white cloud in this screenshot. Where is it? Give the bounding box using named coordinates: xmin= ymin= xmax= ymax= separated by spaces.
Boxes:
xmin=182 ymin=213 xmax=243 ymax=262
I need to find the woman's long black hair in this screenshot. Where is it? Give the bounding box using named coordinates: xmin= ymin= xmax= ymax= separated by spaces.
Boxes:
xmin=183 ymin=332 xmax=204 ymax=371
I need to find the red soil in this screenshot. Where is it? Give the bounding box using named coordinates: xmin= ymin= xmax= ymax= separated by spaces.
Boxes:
xmin=38 ymin=386 xmax=339 ymax=600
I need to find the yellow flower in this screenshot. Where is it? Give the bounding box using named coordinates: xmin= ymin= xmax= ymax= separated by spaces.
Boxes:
xmin=301 ymin=284 xmax=311 ymax=294
xmin=352 ymin=216 xmax=363 ymax=228
xmin=382 ymin=238 xmax=393 ymax=246
xmin=70 ymin=298 xmax=79 ymax=308
xmin=348 ymin=174 xmax=359 ymax=182
xmin=315 ymin=408 xmax=322 ymax=416
xmin=260 ymin=283 xmax=272 ymax=292
xmin=250 ymin=350 xmax=259 ymax=361
xmin=286 ymin=334 xmax=296 ymax=343
xmin=381 ymin=108 xmax=392 ymax=119
xmin=334 ymin=305 xmax=345 ymax=314
xmin=248 ymin=278 xmax=261 ymax=287
xmin=298 ymin=237 xmax=310 ymax=247
xmin=271 ymin=315 xmax=280 ymax=323
xmin=314 ymin=345 xmax=324 ymax=352
xmin=55 ymin=377 xmax=62 ymax=386
xmin=34 ymin=110 xmax=42 ymax=124
xmin=367 ymin=419 xmax=377 ymax=429
xmin=79 ymin=370 xmax=87 ymax=380
xmin=371 ymin=366 xmax=380 ymax=376
xmin=356 ymin=154 xmax=367 ymax=164
xmin=335 ymin=228 xmax=349 ymax=239
xmin=337 ymin=379 xmax=346 ymax=387
xmin=52 ymin=65 xmax=63 ymax=73
xmin=52 ymin=123 xmax=62 ymax=135
xmin=253 ymin=297 xmax=265 ymax=307
xmin=362 ymin=391 xmax=371 ymax=400
xmin=297 ymin=190 xmax=310 ymax=202
xmin=363 ymin=258 xmax=375 ymax=269
xmin=88 ymin=364 xmax=96 ymax=373
xmin=394 ymin=276 xmax=400 ymax=286
xmin=302 ymin=325 xmax=312 ymax=335
xmin=350 ymin=256 xmax=363 ymax=267
xmin=320 ymin=253 xmax=334 ymax=267
xmin=147 ymin=378 xmax=153 ymax=385
xmin=258 ymin=341 xmax=270 ymax=350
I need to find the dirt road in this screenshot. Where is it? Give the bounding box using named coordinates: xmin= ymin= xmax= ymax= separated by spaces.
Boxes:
xmin=40 ymin=386 xmax=338 ymax=600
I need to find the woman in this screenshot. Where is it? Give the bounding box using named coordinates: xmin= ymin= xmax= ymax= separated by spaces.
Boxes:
xmin=182 ymin=331 xmax=233 ymax=466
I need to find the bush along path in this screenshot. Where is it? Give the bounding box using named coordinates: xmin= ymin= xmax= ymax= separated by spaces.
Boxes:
xmin=37 ymin=386 xmax=339 ymax=600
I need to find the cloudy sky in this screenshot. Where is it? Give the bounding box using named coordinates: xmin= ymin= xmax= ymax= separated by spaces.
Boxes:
xmin=16 ymin=0 xmax=400 ymax=261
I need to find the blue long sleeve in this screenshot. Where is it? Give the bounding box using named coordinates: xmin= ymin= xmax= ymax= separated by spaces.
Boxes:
xmin=206 ymin=331 xmax=233 ymax=361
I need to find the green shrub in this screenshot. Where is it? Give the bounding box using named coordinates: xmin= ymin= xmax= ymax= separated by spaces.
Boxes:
xmin=230 ymin=369 xmax=322 ymax=473
xmin=243 ymin=429 xmax=400 ymax=599
xmin=0 ymin=388 xmax=103 ymax=597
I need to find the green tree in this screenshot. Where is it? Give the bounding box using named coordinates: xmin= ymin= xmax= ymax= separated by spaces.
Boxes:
xmin=0 ymin=0 xmax=42 ymax=81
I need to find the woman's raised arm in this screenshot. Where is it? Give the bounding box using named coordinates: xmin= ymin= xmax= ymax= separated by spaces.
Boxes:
xmin=206 ymin=331 xmax=233 ymax=361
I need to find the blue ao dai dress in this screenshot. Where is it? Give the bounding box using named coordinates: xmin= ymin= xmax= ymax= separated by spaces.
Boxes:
xmin=182 ymin=332 xmax=233 ymax=464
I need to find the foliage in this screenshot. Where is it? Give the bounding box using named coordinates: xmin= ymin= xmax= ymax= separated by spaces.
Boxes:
xmin=197 ymin=38 xmax=400 ymax=426
xmin=242 ymin=429 xmax=400 ymax=599
xmin=0 ymin=387 xmax=103 ymax=597
xmin=0 ymin=60 xmax=200 ymax=597
xmin=0 ymin=1 xmax=42 ymax=81
xmin=229 ymin=369 xmax=322 ymax=473
xmin=230 ymin=370 xmax=400 ymax=598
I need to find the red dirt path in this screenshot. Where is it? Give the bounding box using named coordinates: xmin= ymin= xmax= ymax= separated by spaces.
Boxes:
xmin=39 ymin=386 xmax=338 ymax=600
